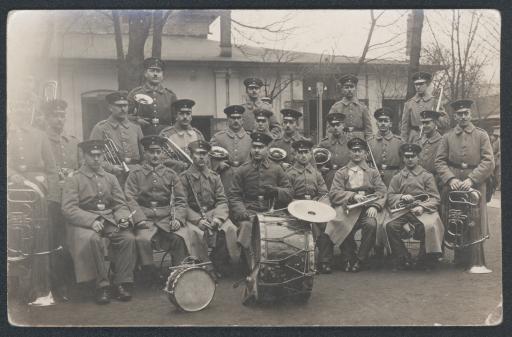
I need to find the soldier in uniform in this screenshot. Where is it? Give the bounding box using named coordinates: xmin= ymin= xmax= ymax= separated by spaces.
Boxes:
xmin=417 ymin=110 xmax=443 ymax=176
xmin=490 ymin=128 xmax=500 ymax=190
xmin=435 ymin=99 xmax=495 ymax=273
xmin=128 ymin=57 xmax=177 ymax=135
xmin=253 ymin=108 xmax=274 ymax=137
xmin=210 ymin=105 xmax=252 ymax=168
xmin=318 ymin=138 xmax=387 ymax=273
xmin=385 ymin=144 xmax=444 ymax=271
xmin=160 ymin=99 xmax=205 ymax=173
xmin=241 ymin=77 xmax=282 ymax=139
xmin=43 ymin=99 xmax=80 ymax=301
xmin=271 ymin=109 xmax=306 ymax=165
xmin=327 ymin=74 xmax=373 ymax=140
xmin=229 ymin=132 xmax=293 ymax=272
xmin=400 ymin=71 xmax=450 ymax=143
xmin=367 ymin=107 xmax=404 ymax=186
xmin=209 ymin=146 xmax=236 ymax=196
xmin=61 ymin=140 xmax=136 ymax=304
xmin=317 ymin=112 xmax=351 ymax=189
xmin=89 ymin=91 xmax=144 ymax=186
xmin=7 ymin=97 xmax=58 ymax=306
xmin=180 ymin=140 xmax=240 ymax=277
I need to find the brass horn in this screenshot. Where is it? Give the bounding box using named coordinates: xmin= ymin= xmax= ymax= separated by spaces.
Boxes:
xmin=268 ymin=147 xmax=287 ymax=162
xmin=103 ymin=131 xmax=130 ymax=173
xmin=389 ymin=194 xmax=430 ymax=214
xmin=345 ymin=193 xmax=380 ymax=214
xmin=313 ymin=147 xmax=331 ymax=166
xmin=42 ymin=80 xmax=58 ymax=102
xmin=162 ymin=137 xmax=193 ymax=166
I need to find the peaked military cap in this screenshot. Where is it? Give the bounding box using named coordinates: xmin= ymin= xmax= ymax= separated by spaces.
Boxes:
xmin=261 ymin=97 xmax=272 ymax=104
xmin=106 ymin=91 xmax=129 ymax=105
xmin=143 ymin=57 xmax=165 ymax=71
xmin=224 ymin=105 xmax=245 ymax=117
xmin=420 ymin=110 xmax=441 ymax=121
xmin=338 ymin=74 xmax=358 ymax=85
xmin=292 ymin=138 xmax=314 ymax=151
xmin=79 ymin=139 xmax=105 ymax=154
xmin=399 ymin=143 xmax=422 ymax=156
xmin=188 ymin=140 xmax=211 ymax=153
xmin=281 ymin=108 xmax=303 ymax=120
xmin=209 ymin=146 xmax=229 ymax=160
xmin=373 ymin=107 xmax=393 ymax=120
xmin=268 ymin=147 xmax=287 ymax=162
xmin=250 ymin=132 xmax=273 ymax=146
xmin=347 ymin=137 xmax=367 ymax=150
xmin=141 ymin=135 xmax=166 ymax=150
xmin=412 ymin=71 xmax=432 ymax=83
xmin=172 ymin=99 xmax=195 ymax=112
xmin=42 ymin=99 xmax=68 ymax=115
xmin=326 ymin=112 xmax=346 ymax=124
xmin=450 ymin=99 xmax=474 ymax=112
xmin=254 ymin=108 xmax=272 ymax=120
xmin=244 ymin=77 xmax=264 ymax=88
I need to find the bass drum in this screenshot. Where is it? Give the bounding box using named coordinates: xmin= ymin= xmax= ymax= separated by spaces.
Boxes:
xmin=164 ymin=264 xmax=216 ymax=312
xmin=244 ymin=214 xmax=315 ymax=304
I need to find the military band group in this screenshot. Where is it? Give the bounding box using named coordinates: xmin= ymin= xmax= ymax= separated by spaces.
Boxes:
xmin=7 ymin=56 xmax=497 ymax=307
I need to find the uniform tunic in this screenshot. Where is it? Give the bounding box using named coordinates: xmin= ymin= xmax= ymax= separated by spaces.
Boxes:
xmin=434 ymin=123 xmax=494 ymax=264
xmin=418 ymin=131 xmax=442 ymax=175
xmin=400 ymin=93 xmax=450 ymax=143
xmin=241 ymin=97 xmax=283 ymax=139
xmin=61 ymin=165 xmax=136 ymax=286
xmin=210 ymin=128 xmax=252 ymax=167
xmin=124 ymin=163 xmax=203 ymax=265
xmin=318 ymin=133 xmax=351 ymax=188
xmin=271 ymin=131 xmax=306 ymax=164
xmin=159 ymin=125 xmax=205 ymax=173
xmin=385 ymin=166 xmax=444 ymax=254
xmin=367 ymin=132 xmax=404 ymax=186
xmin=127 ymin=82 xmax=177 ymax=135
xmin=327 ymin=99 xmax=373 ymax=140
xmin=180 ymin=165 xmax=240 ymax=262
xmin=46 ymin=130 xmax=80 ymax=200
xmin=287 ymin=163 xmax=328 ymax=200
xmin=89 ymin=115 xmax=144 ymax=174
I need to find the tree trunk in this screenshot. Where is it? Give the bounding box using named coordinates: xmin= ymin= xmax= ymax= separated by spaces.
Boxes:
xmin=152 ymin=10 xmax=169 ymax=58
xmin=112 ymin=11 xmax=126 ymax=90
xmin=405 ymin=9 xmax=424 ymax=100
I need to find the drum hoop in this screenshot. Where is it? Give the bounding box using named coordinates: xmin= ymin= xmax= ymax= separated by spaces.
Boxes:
xmin=166 ymin=266 xmax=216 ymax=312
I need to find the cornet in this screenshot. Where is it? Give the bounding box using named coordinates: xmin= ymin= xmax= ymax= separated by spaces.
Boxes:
xmin=103 ymin=131 xmax=130 ymax=173
xmin=389 ymin=194 xmax=430 ymax=214
xmin=345 ymin=193 xmax=380 ymax=214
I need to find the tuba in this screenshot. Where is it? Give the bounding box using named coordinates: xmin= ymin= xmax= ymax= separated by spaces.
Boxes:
xmin=313 ymin=147 xmax=331 ymax=167
xmin=443 ymin=189 xmax=489 ymax=250
xmin=133 ymin=93 xmax=158 ymax=126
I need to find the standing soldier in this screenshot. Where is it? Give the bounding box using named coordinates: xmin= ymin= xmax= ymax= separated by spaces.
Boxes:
xmin=417 ymin=110 xmax=443 ymax=176
xmin=124 ymin=136 xmax=207 ymax=283
xmin=128 ymin=57 xmax=177 ymax=135
xmin=435 ymin=99 xmax=495 ymax=273
xmin=252 ymin=108 xmax=274 ymax=137
xmin=43 ymin=99 xmax=80 ymax=301
xmin=89 ymin=91 xmax=144 ymax=185
xmin=209 ymin=146 xmax=236 ymax=195
xmin=61 ymin=140 xmax=137 ymax=305
xmin=327 ymin=74 xmax=373 ymax=140
xmin=7 ymin=97 xmax=58 ymax=306
xmin=400 ymin=71 xmax=450 ymax=143
xmin=271 ymin=109 xmax=306 ymax=165
xmin=367 ymin=107 xmax=404 ymax=186
xmin=318 ymin=112 xmax=351 ymax=188
xmin=229 ymin=132 xmax=293 ymax=272
xmin=180 ymin=140 xmax=240 ymax=277
xmin=318 ymin=138 xmax=387 ymax=273
xmin=210 ymin=105 xmax=252 ymax=168
xmin=386 ymin=144 xmax=444 ymax=271
xmin=241 ymin=77 xmax=282 ymax=139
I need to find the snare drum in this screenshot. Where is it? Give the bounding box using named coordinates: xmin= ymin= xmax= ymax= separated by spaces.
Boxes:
xmin=244 ymin=214 xmax=315 ymax=303
xmin=164 ymin=264 xmax=216 ymax=312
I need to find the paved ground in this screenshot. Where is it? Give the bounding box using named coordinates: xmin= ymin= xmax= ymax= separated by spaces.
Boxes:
xmin=8 ymin=198 xmax=502 ymax=327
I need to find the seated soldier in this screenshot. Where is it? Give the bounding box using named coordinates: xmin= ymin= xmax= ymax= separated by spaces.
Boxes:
xmin=61 ymin=140 xmax=136 ymax=305
xmin=180 ymin=140 xmax=240 ymax=277
xmin=229 ymin=132 xmax=293 ymax=273
xmin=318 ymin=138 xmax=387 ymax=273
xmin=386 ymin=144 xmax=444 ymax=271
xmin=124 ymin=136 xmax=208 ymax=281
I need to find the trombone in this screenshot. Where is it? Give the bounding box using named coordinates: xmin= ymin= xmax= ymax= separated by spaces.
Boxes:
xmin=103 ymin=131 xmax=130 ymax=173
xmin=345 ymin=193 xmax=380 ymax=214
xmin=389 ymin=194 xmax=430 ymax=214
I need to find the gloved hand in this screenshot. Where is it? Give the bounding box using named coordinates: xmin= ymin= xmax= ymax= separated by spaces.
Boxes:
xmin=263 ymin=185 xmax=278 ymax=200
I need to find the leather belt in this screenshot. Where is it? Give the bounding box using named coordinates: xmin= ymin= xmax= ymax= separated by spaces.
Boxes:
xmin=296 ymin=194 xmax=314 ymax=200
xmin=378 ymin=164 xmax=399 ymax=170
xmin=447 ymin=160 xmax=477 ymax=169
xmin=140 ymin=200 xmax=169 ymax=208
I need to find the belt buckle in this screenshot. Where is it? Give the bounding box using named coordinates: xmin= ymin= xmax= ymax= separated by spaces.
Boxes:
xmin=151 ymin=117 xmax=160 ymax=125
xmin=347 ymin=127 xmax=354 ymax=132
xmin=357 ymin=191 xmax=366 ymax=196
xmin=150 ymin=201 xmax=158 ymax=208
xmin=305 ymin=194 xmax=311 ymax=200
xmin=461 ymin=163 xmax=468 ymax=169
xmin=125 ymin=157 xmax=132 ymax=164
xmin=332 ymin=164 xmax=338 ymax=170
xmin=97 ymin=203 xmax=106 ymax=211
xmin=381 ymin=164 xmax=387 ymax=170
xmin=257 ymin=195 xmax=264 ymax=201
xmin=232 ymin=161 xmax=240 ymax=167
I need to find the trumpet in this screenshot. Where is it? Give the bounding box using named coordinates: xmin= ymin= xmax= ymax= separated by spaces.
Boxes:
xmin=103 ymin=131 xmax=130 ymax=173
xmin=345 ymin=193 xmax=380 ymax=214
xmin=390 ymin=194 xmax=430 ymax=213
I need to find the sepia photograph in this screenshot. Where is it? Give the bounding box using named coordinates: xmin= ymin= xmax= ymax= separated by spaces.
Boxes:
xmin=6 ymin=8 xmax=502 ymax=327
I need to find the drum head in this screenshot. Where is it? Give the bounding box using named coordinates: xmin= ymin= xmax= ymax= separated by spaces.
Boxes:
xmin=288 ymin=200 xmax=336 ymax=223
xmin=173 ymin=268 xmax=216 ymax=312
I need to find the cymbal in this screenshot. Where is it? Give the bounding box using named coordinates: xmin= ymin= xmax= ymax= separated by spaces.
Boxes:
xmin=288 ymin=199 xmax=336 ymax=223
